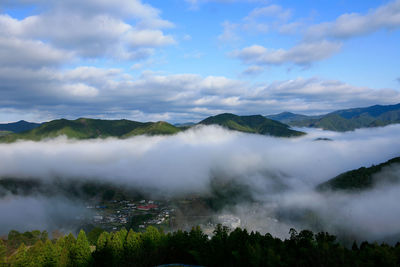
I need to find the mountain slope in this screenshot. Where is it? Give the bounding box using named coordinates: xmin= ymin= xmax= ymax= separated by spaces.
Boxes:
xmin=0 ymin=118 xmax=181 ymax=142
xmin=266 ymin=112 xmax=321 ymax=124
xmin=317 ymin=157 xmax=400 ymax=192
xmin=0 ymin=120 xmax=41 ymax=133
xmin=199 ymin=113 xmax=305 ymax=137
xmin=289 ymin=103 xmax=400 ymax=131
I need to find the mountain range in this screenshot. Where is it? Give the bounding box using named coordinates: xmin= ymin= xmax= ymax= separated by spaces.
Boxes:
xmin=267 ymin=103 xmax=400 ymax=131
xmin=199 ymin=113 xmax=304 ymax=137
xmin=0 ymin=114 xmax=303 ymax=142
xmin=1 ymin=103 xmax=399 ymax=142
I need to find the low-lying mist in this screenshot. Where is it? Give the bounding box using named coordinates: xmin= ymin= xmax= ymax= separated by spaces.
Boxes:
xmin=1 ymin=124 xmax=400 ymax=242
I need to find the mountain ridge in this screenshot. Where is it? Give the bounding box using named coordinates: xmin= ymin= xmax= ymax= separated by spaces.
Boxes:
xmin=268 ymin=103 xmax=400 ymax=131
xmin=199 ymin=113 xmax=305 ymax=137
xmin=317 ymin=156 xmax=400 ymax=192
xmin=0 ymin=113 xmax=304 ymax=142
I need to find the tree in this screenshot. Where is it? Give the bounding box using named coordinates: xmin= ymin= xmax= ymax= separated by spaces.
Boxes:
xmin=26 ymin=240 xmax=45 ymax=266
xmin=87 ymin=227 xmax=104 ymax=245
xmin=0 ymin=239 xmax=6 ymax=265
xmin=72 ymin=230 xmax=92 ymax=266
xmin=9 ymin=243 xmax=29 ymax=267
xmin=109 ymin=231 xmax=125 ymax=265
xmin=42 ymin=239 xmax=57 ymax=267
xmin=125 ymin=229 xmax=142 ymax=264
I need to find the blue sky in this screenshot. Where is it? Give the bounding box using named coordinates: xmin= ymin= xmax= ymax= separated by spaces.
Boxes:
xmin=0 ymin=0 xmax=399 ymax=122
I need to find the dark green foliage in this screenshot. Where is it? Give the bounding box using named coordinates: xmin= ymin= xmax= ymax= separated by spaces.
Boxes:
xmin=0 ymin=118 xmax=181 ymax=142
xmin=4 ymin=227 xmax=400 ymax=266
xmin=71 ymin=230 xmax=92 ymax=266
xmin=289 ymin=103 xmax=400 ymax=131
xmin=0 ymin=239 xmax=6 ymax=265
xmin=200 ymin=113 xmax=305 ymax=137
xmin=318 ymin=157 xmax=400 ymax=192
xmin=87 ymin=228 xmax=105 ymax=246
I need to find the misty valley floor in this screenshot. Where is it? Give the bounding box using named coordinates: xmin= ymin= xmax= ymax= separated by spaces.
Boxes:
xmin=1 ymin=125 xmax=400 ymax=249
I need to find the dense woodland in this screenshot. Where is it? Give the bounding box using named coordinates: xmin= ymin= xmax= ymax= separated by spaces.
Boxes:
xmin=2 ymin=226 xmax=400 ymax=266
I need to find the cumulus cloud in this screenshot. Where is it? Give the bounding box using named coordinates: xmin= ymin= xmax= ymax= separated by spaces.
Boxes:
xmin=0 ymin=0 xmax=175 ymax=61
xmin=306 ymin=0 xmax=400 ymax=40
xmin=218 ymin=4 xmax=292 ymax=43
xmin=0 ymin=66 xmax=399 ymax=122
xmin=1 ymin=125 xmax=400 ymax=240
xmin=232 ymin=41 xmax=342 ymax=66
xmin=230 ymin=0 xmax=400 ymax=68
xmin=0 ymin=36 xmax=71 ymax=68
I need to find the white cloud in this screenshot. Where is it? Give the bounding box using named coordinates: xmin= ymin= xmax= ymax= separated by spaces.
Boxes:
xmin=246 ymin=5 xmax=292 ymax=21
xmin=306 ymin=0 xmax=400 ymax=40
xmin=233 ymin=40 xmax=342 ymax=66
xmin=62 ymin=83 xmax=99 ymax=98
xmin=0 ymin=0 xmax=175 ymax=61
xmin=0 ymin=36 xmax=71 ymax=68
xmin=125 ymin=29 xmax=176 ymax=48
xmin=0 ymin=63 xmax=399 ymax=122
xmin=242 ymin=65 xmax=264 ymax=75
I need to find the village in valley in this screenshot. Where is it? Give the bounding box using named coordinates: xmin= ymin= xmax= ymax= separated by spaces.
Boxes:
xmin=85 ymin=199 xmax=174 ymax=232
xmin=81 ymin=197 xmax=241 ymax=235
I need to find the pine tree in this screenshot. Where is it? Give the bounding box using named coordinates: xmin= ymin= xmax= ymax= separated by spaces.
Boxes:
xmin=108 ymin=231 xmax=126 ymax=265
xmin=42 ymin=239 xmax=57 ymax=267
xmin=125 ymin=229 xmax=142 ymax=264
xmin=27 ymin=240 xmax=45 ymax=266
xmin=72 ymin=230 xmax=92 ymax=267
xmin=10 ymin=243 xmax=29 ymax=267
xmin=0 ymin=239 xmax=6 ymax=265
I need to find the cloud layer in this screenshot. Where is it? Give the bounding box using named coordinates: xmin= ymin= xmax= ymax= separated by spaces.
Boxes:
xmin=1 ymin=125 xmax=400 ymax=239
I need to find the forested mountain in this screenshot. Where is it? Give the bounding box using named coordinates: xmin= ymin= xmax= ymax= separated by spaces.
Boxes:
xmin=266 ymin=112 xmax=321 ymax=124
xmin=0 ymin=120 xmax=41 ymax=133
xmin=317 ymin=157 xmax=400 ymax=191
xmin=0 ymin=118 xmax=181 ymax=142
xmin=284 ymin=103 xmax=400 ymax=131
xmin=0 ymin=114 xmax=305 ymax=142
xmin=200 ymin=113 xmax=305 ymax=137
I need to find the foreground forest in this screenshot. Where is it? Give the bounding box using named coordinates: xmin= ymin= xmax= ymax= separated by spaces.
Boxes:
xmin=1 ymin=226 xmax=400 ymax=267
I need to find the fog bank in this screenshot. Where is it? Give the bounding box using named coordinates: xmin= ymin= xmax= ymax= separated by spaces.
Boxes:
xmin=1 ymin=124 xmax=400 ymax=241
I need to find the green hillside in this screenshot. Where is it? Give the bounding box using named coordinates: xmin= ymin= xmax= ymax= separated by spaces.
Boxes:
xmin=289 ymin=103 xmax=400 ymax=131
xmin=317 ymin=157 xmax=400 ymax=192
xmin=199 ymin=113 xmax=305 ymax=137
xmin=123 ymin=121 xmax=181 ymax=137
xmin=0 ymin=118 xmax=181 ymax=142
xmin=266 ymin=112 xmax=321 ymax=124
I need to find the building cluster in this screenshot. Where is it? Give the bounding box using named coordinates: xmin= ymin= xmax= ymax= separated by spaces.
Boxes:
xmin=85 ymin=199 xmax=175 ymax=231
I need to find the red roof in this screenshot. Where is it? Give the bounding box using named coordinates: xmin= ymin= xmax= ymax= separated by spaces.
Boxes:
xmin=137 ymin=204 xmax=158 ymax=210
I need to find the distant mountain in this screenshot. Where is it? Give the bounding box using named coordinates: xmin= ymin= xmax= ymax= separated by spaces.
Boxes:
xmin=174 ymin=122 xmax=196 ymax=127
xmin=0 ymin=118 xmax=181 ymax=142
xmin=199 ymin=113 xmax=305 ymax=137
xmin=266 ymin=112 xmax=321 ymax=124
xmin=0 ymin=120 xmax=41 ymax=133
xmin=289 ymin=103 xmax=400 ymax=131
xmin=317 ymin=157 xmax=400 ymax=192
